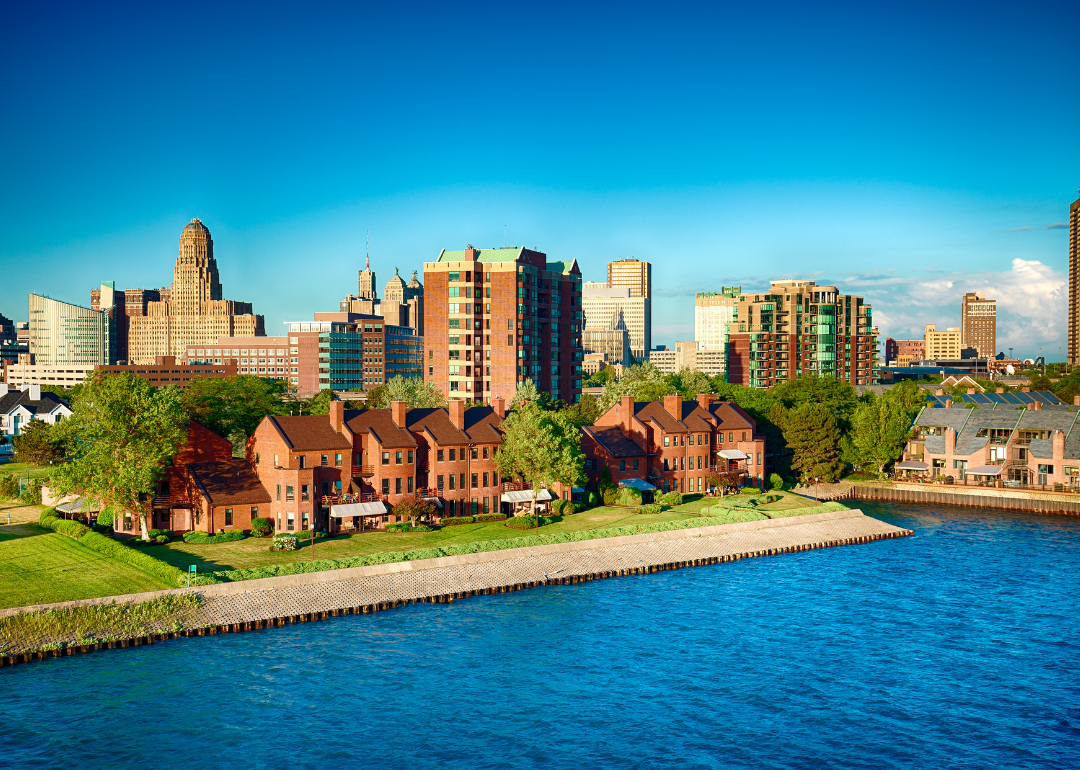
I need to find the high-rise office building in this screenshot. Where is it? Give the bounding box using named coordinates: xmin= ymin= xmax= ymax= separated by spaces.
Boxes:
xmin=694 ymin=287 xmax=741 ymax=374
xmin=382 ymin=269 xmax=424 ymax=335
xmin=28 ymin=293 xmax=115 ymax=366
xmin=961 ymin=292 xmax=996 ymax=358
xmin=724 ymin=280 xmax=877 ymax=387
xmin=0 ymin=311 xmax=13 ymax=345
xmin=608 ymin=258 xmax=651 ymax=298
xmin=126 ymin=219 xmax=264 ymax=363
xmin=924 ymin=324 xmax=962 ymax=360
xmin=583 ymin=282 xmax=649 ymax=360
xmin=424 ymin=245 xmax=583 ymax=404
xmin=91 ymin=284 xmax=168 ymax=363
xmin=1069 ymin=193 xmax=1080 ymax=365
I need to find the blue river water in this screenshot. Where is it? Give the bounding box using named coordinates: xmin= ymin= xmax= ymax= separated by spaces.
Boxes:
xmin=3 ymin=501 xmax=1079 ymax=770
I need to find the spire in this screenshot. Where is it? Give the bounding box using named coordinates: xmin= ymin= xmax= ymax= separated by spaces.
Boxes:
xmin=365 ymin=229 xmax=370 ymax=270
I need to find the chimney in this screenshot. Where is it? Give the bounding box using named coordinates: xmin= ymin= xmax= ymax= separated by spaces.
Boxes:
xmin=614 ymin=393 xmax=632 ymax=435
xmin=1053 ymin=429 xmax=1065 ymax=459
xmin=663 ymin=393 xmax=683 ymax=420
xmin=448 ymin=399 xmax=466 ymax=430
xmin=329 ymin=400 xmax=344 ymax=433
xmin=27 ymin=383 xmax=40 ymax=401
xmin=944 ymin=398 xmax=952 ymax=409
xmin=463 ymin=244 xmax=478 ymax=260
xmin=391 ymin=400 xmax=408 ymax=428
xmin=1022 ymin=386 xmax=1030 ymax=393
xmin=935 ymin=388 xmax=945 ymax=396
xmin=945 ymin=428 xmax=956 ymax=455
xmin=696 ymin=392 xmax=714 ymax=411
xmin=967 ymin=387 xmax=976 ymax=395
xmin=1074 ymin=395 xmax=1080 ymax=407
xmin=1026 ymin=401 xmax=1041 ymax=411
xmin=997 ymin=387 xmax=1004 ymax=394
xmin=491 ymin=396 xmax=506 ymax=420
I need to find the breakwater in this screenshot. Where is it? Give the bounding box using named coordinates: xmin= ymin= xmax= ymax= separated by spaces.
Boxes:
xmin=0 ymin=509 xmax=909 ymax=667
xmin=846 ymin=484 xmax=1080 ymax=515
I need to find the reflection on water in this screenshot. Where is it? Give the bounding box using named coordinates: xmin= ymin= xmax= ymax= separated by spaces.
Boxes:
xmin=2 ymin=502 xmax=1078 ymax=770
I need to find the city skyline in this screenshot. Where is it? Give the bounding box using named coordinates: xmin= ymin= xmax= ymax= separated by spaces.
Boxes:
xmin=1 ymin=3 xmax=1077 ymax=359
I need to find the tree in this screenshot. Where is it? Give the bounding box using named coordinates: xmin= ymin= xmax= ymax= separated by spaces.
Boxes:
xmin=510 ymin=378 xmax=541 ymax=410
xmin=783 ymin=402 xmax=844 ymax=483
xmin=181 ymin=375 xmax=289 ymax=449
xmin=562 ymin=392 xmax=600 ymax=426
xmin=845 ymin=395 xmax=912 ymax=478
xmin=49 ymin=372 xmax=187 ymax=540
xmin=597 ymin=361 xmax=666 ymax=412
xmin=12 ymin=419 xmax=64 ymax=466
xmin=495 ymin=401 xmax=586 ymax=522
xmin=772 ymin=374 xmax=860 ymax=431
xmin=366 ymin=376 xmax=447 ymax=409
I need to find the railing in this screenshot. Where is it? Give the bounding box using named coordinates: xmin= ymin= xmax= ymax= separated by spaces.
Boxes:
xmin=352 ymin=465 xmax=375 ymax=477
xmin=890 ymin=476 xmax=1079 ymax=495
xmin=416 ymin=488 xmax=439 ymax=498
xmin=500 ymin=481 xmax=530 ymax=492
xmin=321 ymin=493 xmax=385 ymax=506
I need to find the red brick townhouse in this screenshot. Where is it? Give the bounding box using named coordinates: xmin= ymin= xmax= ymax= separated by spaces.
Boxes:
xmin=246 ymin=398 xmax=509 ymax=531
xmin=110 ymin=420 xmax=270 ymax=537
xmin=581 ymin=393 xmax=766 ymax=494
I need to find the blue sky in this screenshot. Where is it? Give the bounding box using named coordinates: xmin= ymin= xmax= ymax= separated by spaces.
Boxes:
xmin=1 ymin=1 xmax=1077 ymax=358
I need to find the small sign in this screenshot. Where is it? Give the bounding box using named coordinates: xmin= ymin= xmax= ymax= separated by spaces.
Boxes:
xmin=189 ymin=565 xmax=197 ymax=573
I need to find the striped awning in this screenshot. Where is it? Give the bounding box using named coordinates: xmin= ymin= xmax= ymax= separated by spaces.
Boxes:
xmin=330 ymin=501 xmax=388 ymax=517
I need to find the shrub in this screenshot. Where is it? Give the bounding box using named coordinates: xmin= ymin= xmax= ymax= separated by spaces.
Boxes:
xmin=39 ymin=507 xmax=59 ymax=526
xmin=392 ymin=498 xmax=437 ymax=522
xmin=155 ymin=535 xmax=168 ymax=544
xmin=96 ymin=507 xmax=114 ymax=528
xmin=386 ymin=522 xmax=434 ymax=532
xmin=637 ymin=503 xmax=663 ymax=515
xmin=440 ymin=516 xmax=475 ymax=526
xmin=51 ymin=519 xmax=91 ymax=539
xmin=658 ymin=491 xmax=684 ymax=506
xmin=601 ymin=488 xmax=617 ymax=506
xmin=250 ymin=517 xmax=273 ymax=537
xmin=585 ymin=490 xmax=599 ymax=508
xmin=272 ymin=533 xmax=298 ymax=551
xmin=614 ymin=486 xmax=643 ymax=507
xmin=183 ymin=530 xmax=247 ymax=544
xmin=474 ymin=513 xmax=507 ymax=522
xmin=551 ymin=499 xmax=577 ymax=516
xmin=0 ymin=474 xmax=19 ymax=500
xmin=769 ymin=473 xmax=784 ymax=491
xmin=20 ymin=480 xmax=43 ymax=505
xmin=741 ymin=486 xmax=761 ymax=495
xmin=504 ymin=514 xmax=549 ymax=529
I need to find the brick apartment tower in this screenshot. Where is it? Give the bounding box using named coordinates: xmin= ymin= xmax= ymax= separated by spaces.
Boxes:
xmin=424 ymin=246 xmax=584 ymax=404
xmin=1069 ymin=193 xmax=1080 ymax=366
xmin=961 ymin=292 xmax=997 ymax=359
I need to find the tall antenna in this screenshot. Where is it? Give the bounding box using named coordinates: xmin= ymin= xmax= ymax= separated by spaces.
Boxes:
xmin=365 ymin=230 xmax=370 ymax=270
xmin=504 ymin=225 xmax=507 ymax=247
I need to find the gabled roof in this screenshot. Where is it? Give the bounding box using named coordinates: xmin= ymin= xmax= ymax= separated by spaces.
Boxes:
xmin=462 ymin=406 xmax=504 ymax=443
xmin=406 ymin=408 xmax=468 ymax=445
xmin=188 ymin=459 xmax=272 ymax=506
xmin=584 ymin=425 xmax=645 ymax=458
xmin=0 ymin=390 xmax=70 ymax=417
xmin=634 ymin=401 xmax=687 ymax=433
xmin=269 ymin=415 xmax=352 ymax=451
xmin=709 ymin=401 xmax=755 ymax=431
xmin=345 ymin=410 xmax=417 ymax=448
xmin=679 ymin=402 xmax=715 ymax=433
xmin=545 ymin=259 xmax=579 ymax=275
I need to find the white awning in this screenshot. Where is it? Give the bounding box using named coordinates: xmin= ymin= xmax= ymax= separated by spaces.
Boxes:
xmin=501 ymin=489 xmax=554 ymax=503
xmin=421 ymin=496 xmax=443 ymax=508
xmin=966 ymin=465 xmax=1004 ymax=476
xmin=717 ymin=449 xmax=747 ymax=460
xmin=331 ymin=501 xmax=388 ymax=517
xmin=56 ymin=498 xmax=101 ymax=514
xmin=618 ymin=478 xmax=657 ymax=492
xmin=895 ymin=461 xmax=930 ymax=470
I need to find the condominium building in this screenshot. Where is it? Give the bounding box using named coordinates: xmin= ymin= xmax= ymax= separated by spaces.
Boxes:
xmin=1069 ymin=193 xmax=1080 ymax=365
xmin=424 ymin=245 xmax=583 ymax=404
xmin=924 ymin=324 xmax=962 ymax=360
xmin=884 ymin=338 xmax=926 ymax=366
xmin=4 ymin=354 xmax=96 ymax=388
xmin=583 ymin=282 xmax=649 ymax=360
xmin=695 ymin=287 xmax=741 ymax=374
xmin=126 ymin=219 xmax=264 ymax=363
xmin=724 ymin=280 xmax=877 ymax=387
xmin=961 ymin=292 xmax=996 ymax=358
xmin=28 ymin=293 xmax=115 ymax=366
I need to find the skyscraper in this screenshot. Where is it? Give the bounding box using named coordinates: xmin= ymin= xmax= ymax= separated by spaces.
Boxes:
xmin=28 ymin=293 xmax=115 ymax=365
xmin=961 ymin=292 xmax=996 ymax=358
xmin=382 ymin=268 xmax=424 ymax=334
xmin=694 ymin=287 xmax=741 ymax=375
xmin=424 ymin=245 xmax=583 ymax=404
xmin=604 ymin=258 xmax=651 ymax=356
xmin=1069 ymin=193 xmax=1080 ymax=366
xmin=582 ymin=283 xmax=649 ymax=360
xmin=126 ymin=219 xmax=264 ymax=363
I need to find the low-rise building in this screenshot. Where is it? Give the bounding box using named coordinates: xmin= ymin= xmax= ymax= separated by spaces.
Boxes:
xmin=3 ymin=353 xmax=95 ymax=389
xmin=581 ymin=393 xmax=766 ymax=494
xmin=95 ymin=356 xmax=237 ymax=388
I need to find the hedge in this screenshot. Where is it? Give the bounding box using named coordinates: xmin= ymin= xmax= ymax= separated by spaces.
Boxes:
xmin=658 ymin=492 xmax=684 ymax=506
xmin=251 ymin=517 xmax=273 ymax=537
xmin=473 ymin=514 xmax=507 ymax=522
xmin=637 ymin=504 xmax=663 ymax=515
xmin=182 ymin=530 xmax=247 ymax=544
xmin=505 ymin=514 xmax=551 ymax=529
xmin=741 ymin=486 xmax=761 ymax=495
xmin=614 ymin=487 xmax=643 ymax=507
xmin=440 ymin=516 xmax=475 ymax=526
xmin=0 ymin=474 xmax=19 ymax=500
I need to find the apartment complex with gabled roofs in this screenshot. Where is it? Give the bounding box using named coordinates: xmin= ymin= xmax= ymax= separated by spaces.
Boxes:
xmin=581 ymin=393 xmax=766 ymax=494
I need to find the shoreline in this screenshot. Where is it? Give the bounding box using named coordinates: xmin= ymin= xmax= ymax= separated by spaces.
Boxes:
xmin=1 ymin=509 xmax=910 ymax=666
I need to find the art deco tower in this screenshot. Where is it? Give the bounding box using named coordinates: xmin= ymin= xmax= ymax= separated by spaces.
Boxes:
xmin=1069 ymin=193 xmax=1080 ymax=366
xmin=172 ymin=219 xmax=222 ymax=312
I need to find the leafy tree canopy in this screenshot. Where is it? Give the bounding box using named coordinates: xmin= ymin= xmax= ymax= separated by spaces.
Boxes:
xmin=562 ymin=392 xmax=600 ymax=427
xmin=495 ymin=400 xmax=586 ymax=514
xmin=12 ymin=419 xmax=65 ymax=466
xmin=181 ymin=376 xmax=290 ymax=442
xmin=50 ymin=372 xmax=187 ymax=539
xmin=783 ymin=401 xmax=844 ymax=483
xmin=366 ymin=376 xmax=447 ymax=409
xmin=597 ymin=361 xmax=667 ymax=412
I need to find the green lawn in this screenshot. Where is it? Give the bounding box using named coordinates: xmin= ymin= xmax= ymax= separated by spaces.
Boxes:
xmin=673 ymin=490 xmax=818 ymax=515
xmin=0 ymin=519 xmax=170 ymax=609
xmin=154 ymin=505 xmax=704 ymax=574
xmin=0 ymin=462 xmax=54 ymax=481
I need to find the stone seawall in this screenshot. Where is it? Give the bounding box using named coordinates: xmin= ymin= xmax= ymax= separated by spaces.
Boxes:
xmin=0 ymin=509 xmax=910 ymax=668
xmin=849 ymin=484 xmax=1080 ymax=515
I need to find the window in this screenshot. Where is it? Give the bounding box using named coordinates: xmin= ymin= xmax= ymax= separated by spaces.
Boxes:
xmin=286 ymin=485 xmax=295 ymax=501
xmin=449 ymin=448 xmax=456 ymax=461
xmin=620 ymin=460 xmax=626 ymax=471
xmin=483 ymin=497 xmax=490 ymax=514
xmin=321 ymin=454 xmax=328 ymax=466
xmin=757 ymin=453 xmax=762 ymax=466
xmin=471 ymin=498 xmax=479 ymax=515
xmin=298 ymin=455 xmax=306 ymax=469
xmin=335 ymin=453 xmax=342 ymax=466
xmin=251 ymin=506 xmax=259 ymax=520
xmin=483 ymin=472 xmax=489 ymax=487
xmin=471 ymin=473 xmax=478 ymax=488
xmin=287 ymin=513 xmax=295 ymax=531
xmin=301 ymin=484 xmax=309 ymax=501
xmin=460 ymin=473 xmax=466 ymax=488
xmin=396 ymin=451 xmax=402 ymax=464
xmin=471 ymin=447 xmax=478 ymax=460
xmin=396 ymin=477 xmax=402 ymax=494
xmin=382 ymin=479 xmax=390 ymax=495
xmin=483 ymin=447 xmax=489 ymax=459
xmin=633 ymin=459 xmax=639 ymax=470
xmin=664 ymin=436 xmax=670 ymax=447
xmin=225 ymin=508 xmax=233 ymax=526
xmin=382 ymin=452 xmax=390 ymax=465
xmin=728 ymin=432 xmax=733 ymax=443
xmin=408 ymin=450 xmax=414 ymax=463
xmin=663 ymin=458 xmax=669 ymax=470
xmin=437 ymin=449 xmax=444 ymax=462
xmin=437 ymin=474 xmax=445 ymax=489
xmin=747 ymin=454 xmax=753 ymax=466
xmin=408 ymin=477 xmax=414 ymax=493
xmin=449 ymin=474 xmax=456 ymax=490
xmin=277 ymin=484 xmax=281 ymax=501
xmin=742 ymin=432 xmax=748 ymax=441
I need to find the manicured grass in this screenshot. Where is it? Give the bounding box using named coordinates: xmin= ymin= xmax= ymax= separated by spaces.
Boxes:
xmin=0 ymin=515 xmax=171 ymax=609
xmin=154 ymin=506 xmax=703 ymax=574
xmin=0 ymin=462 xmax=54 ymax=480
xmin=673 ymin=491 xmax=817 ymax=515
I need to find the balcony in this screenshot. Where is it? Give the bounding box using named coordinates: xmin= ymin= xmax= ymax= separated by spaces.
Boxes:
xmin=321 ymin=493 xmax=385 ymax=506
xmin=352 ymin=465 xmax=375 ymax=477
